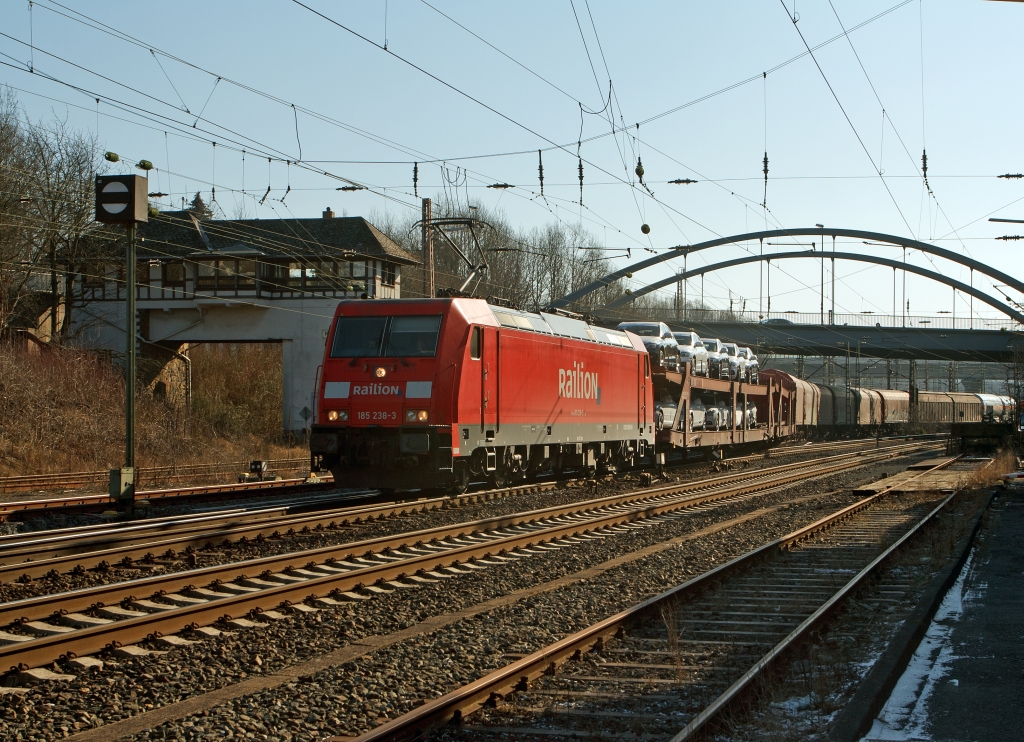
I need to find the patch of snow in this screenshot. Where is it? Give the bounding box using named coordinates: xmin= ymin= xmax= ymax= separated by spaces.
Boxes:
xmin=859 ymin=546 xmax=982 ymax=741
xmin=771 ymin=694 xmax=814 ymax=712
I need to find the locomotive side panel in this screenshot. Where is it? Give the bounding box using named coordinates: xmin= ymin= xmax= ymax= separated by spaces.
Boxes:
xmin=459 ymin=328 xmax=651 ymax=449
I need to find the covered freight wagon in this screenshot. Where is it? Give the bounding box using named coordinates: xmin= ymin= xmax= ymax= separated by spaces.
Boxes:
xmin=878 ymin=390 xmax=910 ymax=424
xmin=760 ymin=370 xmax=819 ymax=427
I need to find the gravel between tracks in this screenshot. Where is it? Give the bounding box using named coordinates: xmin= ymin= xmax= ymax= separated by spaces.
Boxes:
xmin=0 ymin=450 xmax=876 ymax=603
xmin=0 ymin=453 xmax=930 ymax=741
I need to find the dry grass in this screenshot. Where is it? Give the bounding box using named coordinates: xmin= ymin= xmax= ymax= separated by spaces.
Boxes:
xmin=0 ymin=344 xmax=301 ymax=476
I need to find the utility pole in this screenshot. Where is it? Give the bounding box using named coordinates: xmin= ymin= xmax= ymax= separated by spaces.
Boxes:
xmin=675 ymin=269 xmax=683 ymax=320
xmin=909 ymin=359 xmax=918 ymax=427
xmin=844 ymin=343 xmax=851 ymax=423
xmin=815 ymin=225 xmax=824 ymax=325
xmin=49 ymin=238 xmax=58 ymax=341
xmin=421 ymin=198 xmax=434 ymax=298
xmin=96 ymin=158 xmax=150 ymax=517
xmin=683 ymin=255 xmax=688 ymax=323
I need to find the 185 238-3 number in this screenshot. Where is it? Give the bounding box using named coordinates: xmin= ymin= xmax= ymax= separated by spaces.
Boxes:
xmin=357 ymin=411 xmax=397 ymax=421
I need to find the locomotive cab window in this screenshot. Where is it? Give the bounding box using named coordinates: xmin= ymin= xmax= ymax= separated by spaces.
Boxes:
xmin=330 ymin=315 xmax=442 ymax=358
xmin=330 ymin=316 xmax=387 ymax=358
xmin=470 ymin=327 xmax=482 ymax=360
xmin=385 ymin=316 xmax=442 ymax=357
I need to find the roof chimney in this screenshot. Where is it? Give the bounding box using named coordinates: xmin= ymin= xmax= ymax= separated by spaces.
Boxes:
xmin=322 ymin=207 xmax=335 ymax=219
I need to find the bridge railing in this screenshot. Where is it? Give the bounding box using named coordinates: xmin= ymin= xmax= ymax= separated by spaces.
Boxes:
xmin=673 ymin=309 xmax=1022 ymax=331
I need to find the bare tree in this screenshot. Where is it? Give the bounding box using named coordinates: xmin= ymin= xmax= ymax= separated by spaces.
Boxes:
xmin=0 ymin=87 xmax=106 ymax=342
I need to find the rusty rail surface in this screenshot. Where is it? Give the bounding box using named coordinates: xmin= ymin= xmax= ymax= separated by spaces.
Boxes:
xmin=0 ymin=440 xmax=941 ymax=675
xmin=0 ymin=458 xmax=309 ymax=495
xmin=0 ymin=440 xmax=936 ymax=581
xmin=342 ymin=454 xmax=965 ymax=742
xmin=0 ymin=472 xmax=334 ymax=521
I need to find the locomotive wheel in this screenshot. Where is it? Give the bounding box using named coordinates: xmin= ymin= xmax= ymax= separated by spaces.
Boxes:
xmin=450 ymin=465 xmax=470 ymax=495
xmin=489 ymin=468 xmax=509 ymax=489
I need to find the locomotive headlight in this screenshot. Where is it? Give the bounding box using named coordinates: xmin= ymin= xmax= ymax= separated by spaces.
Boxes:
xmin=406 ymin=409 xmax=429 ymax=422
xmin=374 ymin=367 xmax=387 ymax=378
xmin=327 ymin=409 xmax=348 ymax=422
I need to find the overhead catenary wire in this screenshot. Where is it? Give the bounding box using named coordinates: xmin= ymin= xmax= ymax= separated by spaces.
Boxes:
xmin=16 ymin=0 xmax=914 ymax=263
xmin=288 ymin=0 xmax=721 ymax=239
xmin=824 ymin=0 xmax=974 ymax=266
xmin=1 ymin=15 xmax=660 ymax=259
xmin=6 ymin=0 xmax=991 ymax=313
xmin=777 ymin=0 xmax=915 ymax=238
xmin=29 ymin=0 xmax=913 ymax=172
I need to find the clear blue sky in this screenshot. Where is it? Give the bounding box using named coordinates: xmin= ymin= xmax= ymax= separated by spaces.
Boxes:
xmin=1 ymin=1 xmax=1021 ymax=321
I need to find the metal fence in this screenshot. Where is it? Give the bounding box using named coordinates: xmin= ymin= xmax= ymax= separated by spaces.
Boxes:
xmin=676 ymin=309 xmax=1021 ymax=332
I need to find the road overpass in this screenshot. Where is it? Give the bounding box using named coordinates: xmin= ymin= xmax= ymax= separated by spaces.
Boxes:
xmin=649 ymin=317 xmax=1020 ymax=363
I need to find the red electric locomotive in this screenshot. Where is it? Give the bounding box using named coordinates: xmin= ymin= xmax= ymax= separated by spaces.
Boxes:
xmin=309 ymin=298 xmax=655 ymax=493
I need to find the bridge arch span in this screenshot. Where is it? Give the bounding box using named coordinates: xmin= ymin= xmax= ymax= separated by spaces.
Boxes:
xmin=551 ymin=228 xmax=1024 ymax=310
xmin=601 ymin=250 xmax=1024 ymax=325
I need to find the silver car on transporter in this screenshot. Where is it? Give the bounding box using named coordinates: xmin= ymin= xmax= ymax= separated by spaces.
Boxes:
xmin=702 ymin=338 xmax=729 ymax=379
xmin=721 ymin=342 xmax=747 ymax=382
xmin=672 ymin=331 xmax=710 ymax=376
xmin=737 ymin=347 xmax=758 ymax=383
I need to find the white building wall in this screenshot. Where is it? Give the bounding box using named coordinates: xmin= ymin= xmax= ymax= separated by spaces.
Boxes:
xmin=74 ymin=298 xmax=338 ymax=433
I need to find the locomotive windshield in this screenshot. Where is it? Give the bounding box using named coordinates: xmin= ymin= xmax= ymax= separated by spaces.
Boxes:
xmin=330 ymin=315 xmax=442 ymax=358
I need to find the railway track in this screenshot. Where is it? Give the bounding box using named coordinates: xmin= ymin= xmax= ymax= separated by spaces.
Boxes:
xmin=0 ymin=439 xmax=941 ymax=679
xmin=0 ymin=431 xmax=937 ymax=524
xmin=0 ymin=480 xmax=552 ymax=582
xmin=0 ymin=438 xmax=940 ymax=583
xmin=346 ymin=456 xmax=984 ymax=742
xmin=0 ymin=472 xmax=336 ymax=522
xmin=0 ymin=458 xmax=309 ymax=495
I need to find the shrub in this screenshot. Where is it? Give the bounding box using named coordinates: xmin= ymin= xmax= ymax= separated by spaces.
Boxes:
xmin=0 ymin=343 xmax=295 ymax=476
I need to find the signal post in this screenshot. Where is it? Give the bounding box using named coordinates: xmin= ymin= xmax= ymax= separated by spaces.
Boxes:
xmin=95 ymin=165 xmax=150 ymax=516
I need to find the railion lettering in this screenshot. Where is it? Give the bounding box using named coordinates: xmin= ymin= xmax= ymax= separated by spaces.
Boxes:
xmin=351 ymin=383 xmax=401 ymax=396
xmin=558 ymin=361 xmax=599 ymax=402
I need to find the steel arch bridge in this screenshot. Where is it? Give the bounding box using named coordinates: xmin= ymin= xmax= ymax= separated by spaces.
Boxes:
xmin=551 ymin=228 xmax=1024 ymax=323
xmin=601 ymin=250 xmax=1024 ymax=324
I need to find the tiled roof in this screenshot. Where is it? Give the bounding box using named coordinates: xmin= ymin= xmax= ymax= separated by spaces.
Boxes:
xmin=126 ymin=212 xmax=420 ymax=265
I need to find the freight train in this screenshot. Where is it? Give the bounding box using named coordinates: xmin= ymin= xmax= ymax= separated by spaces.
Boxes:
xmin=309 ymin=298 xmax=1015 ymax=492
xmin=759 ymin=369 xmax=1016 ymax=433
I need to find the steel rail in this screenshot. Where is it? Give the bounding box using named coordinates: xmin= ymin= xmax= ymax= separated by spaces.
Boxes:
xmin=668 ymin=457 xmax=985 ymax=741
xmin=0 ymin=442 xmax=940 ymax=673
xmin=0 ymin=440 xmax=934 ymax=586
xmin=0 ymin=474 xmax=335 ymax=520
xmin=0 ymin=492 xmax=360 ymax=551
xmin=342 ymin=455 xmax=961 ymax=742
xmin=0 ymin=458 xmax=309 ymax=494
xmin=0 ymin=434 xmax=941 ymax=517
xmin=0 ymin=444 xmax=916 ymax=623
xmin=0 ymin=481 xmax=557 ymax=581
xmin=0 ymin=438 xmax=934 ymax=580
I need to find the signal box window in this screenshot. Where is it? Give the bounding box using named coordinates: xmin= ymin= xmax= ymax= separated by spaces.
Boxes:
xmin=470 ymin=327 xmax=482 ymax=359
xmin=163 ymin=262 xmax=185 ymax=286
xmin=381 ymin=262 xmax=396 ymax=287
